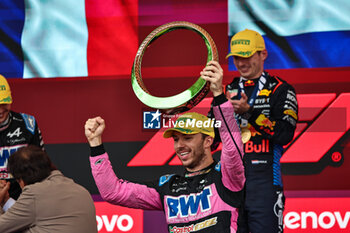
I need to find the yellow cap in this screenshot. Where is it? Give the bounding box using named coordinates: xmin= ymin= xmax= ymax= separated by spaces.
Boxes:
xmin=163 ymin=112 xmax=215 ymax=138
xmin=0 ymin=75 xmax=12 ymax=104
xmin=226 ymin=29 xmax=265 ymax=58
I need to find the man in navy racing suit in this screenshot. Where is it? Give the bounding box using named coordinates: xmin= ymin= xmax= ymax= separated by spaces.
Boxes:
xmin=218 ymin=29 xmax=298 ymax=233
xmin=85 ymin=61 xmax=246 ymax=232
xmin=0 ymin=75 xmax=44 ymax=202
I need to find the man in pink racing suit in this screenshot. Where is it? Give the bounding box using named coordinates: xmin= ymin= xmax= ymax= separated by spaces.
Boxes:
xmin=85 ymin=61 xmax=245 ymax=233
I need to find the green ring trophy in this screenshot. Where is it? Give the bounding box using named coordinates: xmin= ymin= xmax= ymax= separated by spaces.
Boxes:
xmin=131 ymin=21 xmax=218 ymax=114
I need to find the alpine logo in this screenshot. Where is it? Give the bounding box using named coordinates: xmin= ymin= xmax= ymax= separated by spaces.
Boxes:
xmin=7 ymin=127 xmax=22 ymax=138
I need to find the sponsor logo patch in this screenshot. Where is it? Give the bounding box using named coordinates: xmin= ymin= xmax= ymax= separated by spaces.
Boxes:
xmin=169 ymin=217 xmax=218 ymax=233
xmin=259 ymin=89 xmax=272 ymax=96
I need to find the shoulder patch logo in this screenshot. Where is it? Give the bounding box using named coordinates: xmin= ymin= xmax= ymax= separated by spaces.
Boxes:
xmin=215 ymin=161 xmax=221 ymax=171
xmin=284 ymin=109 xmax=298 ymax=120
xmin=159 ymin=174 xmax=174 ymax=186
xmin=20 ymin=113 xmax=36 ymax=135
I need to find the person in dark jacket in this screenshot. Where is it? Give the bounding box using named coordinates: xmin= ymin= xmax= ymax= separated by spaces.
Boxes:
xmin=211 ymin=29 xmax=298 ymax=233
xmin=0 ymin=145 xmax=97 ymax=233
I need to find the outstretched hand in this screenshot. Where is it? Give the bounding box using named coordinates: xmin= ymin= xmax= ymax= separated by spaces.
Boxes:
xmin=85 ymin=117 xmax=105 ymax=147
xmin=200 ymin=61 xmax=223 ymax=97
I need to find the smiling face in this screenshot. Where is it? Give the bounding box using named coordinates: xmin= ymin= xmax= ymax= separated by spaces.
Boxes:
xmin=233 ymin=50 xmax=267 ymax=80
xmin=172 ymin=132 xmax=214 ymax=172
xmin=0 ymin=104 xmax=11 ymax=124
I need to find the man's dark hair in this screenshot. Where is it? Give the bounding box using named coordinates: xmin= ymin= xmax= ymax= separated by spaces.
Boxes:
xmin=7 ymin=145 xmax=57 ymax=185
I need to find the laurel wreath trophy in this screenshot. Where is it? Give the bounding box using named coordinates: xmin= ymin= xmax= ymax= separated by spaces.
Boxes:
xmin=131 ymin=21 xmax=219 ymax=115
xmin=131 ymin=21 xmax=251 ymax=143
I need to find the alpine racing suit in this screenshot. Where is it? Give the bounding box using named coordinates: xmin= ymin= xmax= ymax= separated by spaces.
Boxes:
xmin=0 ymin=111 xmax=45 ymax=199
xmin=90 ymin=95 xmax=245 ymax=233
xmin=224 ymin=72 xmax=298 ymax=233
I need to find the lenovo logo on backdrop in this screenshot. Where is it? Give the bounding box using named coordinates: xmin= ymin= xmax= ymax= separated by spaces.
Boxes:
xmin=94 ymin=202 xmax=143 ymax=233
xmin=284 ymin=197 xmax=350 ymax=232
xmin=96 ymin=215 xmax=134 ymax=232
xmin=285 ymin=211 xmax=350 ymax=230
xmin=93 ymin=197 xmax=350 ymax=232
